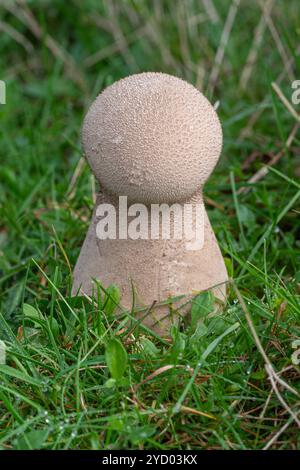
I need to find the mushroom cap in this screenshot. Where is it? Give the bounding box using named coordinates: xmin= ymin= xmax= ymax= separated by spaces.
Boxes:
xmin=83 ymin=72 xmax=222 ymax=204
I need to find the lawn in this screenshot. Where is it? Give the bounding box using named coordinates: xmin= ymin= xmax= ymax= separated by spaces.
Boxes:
xmin=0 ymin=0 xmax=300 ymax=450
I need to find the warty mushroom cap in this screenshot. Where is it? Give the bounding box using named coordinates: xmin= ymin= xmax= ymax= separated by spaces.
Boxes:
xmin=82 ymin=72 xmax=222 ymax=204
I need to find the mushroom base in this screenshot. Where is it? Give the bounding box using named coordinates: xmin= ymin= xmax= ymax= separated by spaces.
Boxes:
xmin=72 ymin=192 xmax=228 ymax=335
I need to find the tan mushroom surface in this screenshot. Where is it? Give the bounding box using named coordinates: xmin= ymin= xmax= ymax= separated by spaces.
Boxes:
xmin=73 ymin=72 xmax=228 ymax=334
xmin=82 ymin=72 xmax=222 ymax=204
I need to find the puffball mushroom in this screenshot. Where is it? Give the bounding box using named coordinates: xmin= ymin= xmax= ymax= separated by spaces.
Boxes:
xmin=82 ymin=72 xmax=222 ymax=204
xmin=72 ymin=72 xmax=228 ymax=333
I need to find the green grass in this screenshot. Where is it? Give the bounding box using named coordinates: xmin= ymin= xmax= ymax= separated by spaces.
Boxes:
xmin=0 ymin=0 xmax=300 ymax=450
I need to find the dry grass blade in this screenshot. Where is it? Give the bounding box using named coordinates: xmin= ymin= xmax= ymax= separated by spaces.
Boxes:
xmin=67 ymin=157 xmax=87 ymax=200
xmin=80 ymin=393 xmax=87 ymax=412
xmin=266 ymin=364 xmax=300 ymax=427
xmin=0 ymin=19 xmax=33 ymax=53
xmin=263 ymin=410 xmax=300 ymax=450
xmin=144 ymin=19 xmax=179 ymax=71
xmin=134 ymin=365 xmax=193 ymax=391
xmin=239 ymin=45 xmax=300 ymax=139
xmin=180 ymin=405 xmax=217 ymax=420
xmin=237 ymin=123 xmax=299 ymax=195
xmin=239 ymin=0 xmax=274 ymax=91
xmin=233 ymin=281 xmax=299 ymax=398
xmin=202 ymin=0 xmax=220 ymax=24
xmin=176 ymin=4 xmax=190 ymax=70
xmin=208 ymin=0 xmax=240 ymax=95
xmin=90 ymin=174 xmax=96 ymax=204
xmin=272 ymin=82 xmax=300 ymax=123
xmin=233 ymin=281 xmax=300 ymax=446
xmin=4 ymin=0 xmax=86 ymax=91
xmin=85 ymin=26 xmax=147 ymax=67
xmin=104 ymin=0 xmax=138 ymax=71
xmin=263 ymin=5 xmax=294 ymax=83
